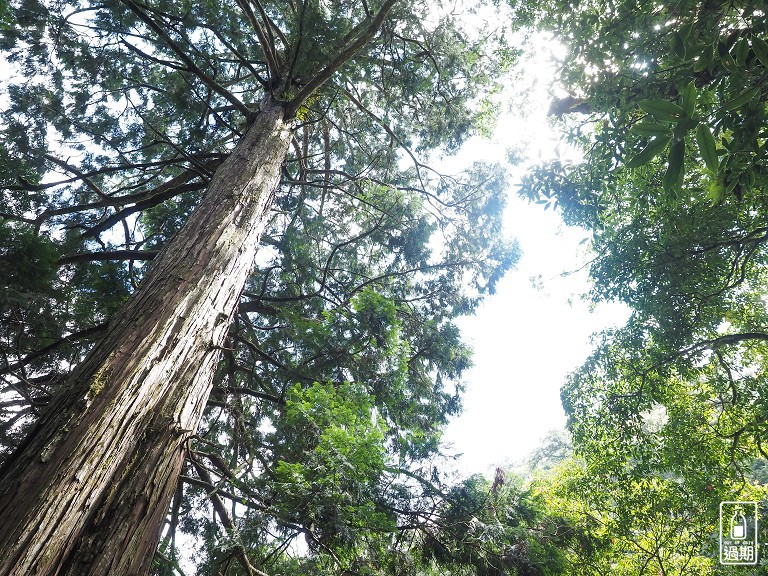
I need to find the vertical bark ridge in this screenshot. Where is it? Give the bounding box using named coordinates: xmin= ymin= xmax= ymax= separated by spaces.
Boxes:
xmin=0 ymin=100 xmax=293 ymax=576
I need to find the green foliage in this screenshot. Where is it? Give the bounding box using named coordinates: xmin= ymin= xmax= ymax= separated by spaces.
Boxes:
xmin=421 ymin=471 xmax=574 ymax=576
xmin=271 ymin=382 xmax=391 ymax=557
xmin=1 ymin=0 xmax=520 ymax=572
xmin=527 ymin=0 xmax=768 ymax=201
xmin=523 ymin=429 xmax=768 ymax=575
xmin=0 ymin=0 xmax=12 ymax=30
xmin=535 ymin=458 xmax=718 ymax=575
xmin=519 ymin=0 xmax=768 ymax=571
xmin=180 ymin=163 xmax=516 ymax=572
xmin=352 ymin=288 xmax=402 ymax=349
xmin=0 ymin=222 xmax=58 ymax=295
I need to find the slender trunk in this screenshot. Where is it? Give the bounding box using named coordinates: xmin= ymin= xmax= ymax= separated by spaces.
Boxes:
xmin=0 ymin=100 xmax=292 ymax=576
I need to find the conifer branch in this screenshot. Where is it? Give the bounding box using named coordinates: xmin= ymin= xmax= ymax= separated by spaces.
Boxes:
xmin=248 ymin=0 xmax=289 ymax=51
xmin=121 ymin=0 xmax=253 ymax=118
xmin=286 ymin=0 xmax=399 ymax=116
xmin=234 ymin=0 xmax=283 ymax=83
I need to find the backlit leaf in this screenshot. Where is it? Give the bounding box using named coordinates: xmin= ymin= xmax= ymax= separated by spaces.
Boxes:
xmin=682 ymin=81 xmax=697 ymax=117
xmin=695 ymin=124 xmax=718 ymax=173
xmin=751 ymin=37 xmax=768 ymax=68
xmin=638 ymin=99 xmax=685 ymax=121
xmin=630 ymin=122 xmax=672 ymax=138
xmin=625 ymin=135 xmax=672 ymax=168
xmin=663 ymin=139 xmax=685 ymax=192
xmin=670 ymin=33 xmax=685 ymax=58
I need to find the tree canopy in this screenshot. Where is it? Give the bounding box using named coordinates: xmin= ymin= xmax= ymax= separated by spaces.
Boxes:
xmin=4 ymin=0 xmax=768 ymax=572
xmin=0 ymin=0 xmax=531 ymax=573
xmin=520 ymin=0 xmax=768 ymax=571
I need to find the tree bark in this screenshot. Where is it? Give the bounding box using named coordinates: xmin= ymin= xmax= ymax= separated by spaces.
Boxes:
xmin=0 ymin=100 xmax=292 ymax=576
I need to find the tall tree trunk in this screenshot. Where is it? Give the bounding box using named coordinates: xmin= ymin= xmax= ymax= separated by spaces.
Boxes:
xmin=0 ymin=100 xmax=292 ymax=576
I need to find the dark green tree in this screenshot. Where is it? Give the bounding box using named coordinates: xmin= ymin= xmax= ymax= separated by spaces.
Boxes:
xmin=0 ymin=0 xmax=517 ymax=574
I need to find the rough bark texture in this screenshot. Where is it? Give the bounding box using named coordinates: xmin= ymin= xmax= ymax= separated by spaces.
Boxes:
xmin=0 ymin=100 xmax=292 ymax=576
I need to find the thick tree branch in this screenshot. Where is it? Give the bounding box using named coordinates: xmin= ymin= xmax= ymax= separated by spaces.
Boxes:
xmin=0 ymin=324 xmax=107 ymax=377
xmin=234 ymin=0 xmax=283 ymax=83
xmin=56 ymin=250 xmax=159 ymax=265
xmin=286 ymin=0 xmax=399 ymax=116
xmin=79 ymin=181 xmax=207 ymax=239
xmin=680 ymin=332 xmax=768 ymax=356
xmin=120 ymin=0 xmax=253 ymax=119
xmin=213 ymin=386 xmax=286 ymax=406
xmin=248 ymin=0 xmax=288 ymax=52
xmin=16 ymin=156 xmax=222 ymax=232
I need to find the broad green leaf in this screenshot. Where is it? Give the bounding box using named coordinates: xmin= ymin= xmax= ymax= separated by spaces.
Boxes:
xmin=695 ymin=124 xmax=718 ymax=173
xmin=739 ymin=169 xmax=756 ymax=193
xmin=630 ymin=122 xmax=672 ymax=138
xmin=751 ymin=37 xmax=768 ymax=68
xmin=682 ymin=81 xmax=697 ymax=117
xmin=679 ymin=22 xmax=694 ymax=44
xmin=722 ymin=86 xmax=761 ymax=112
xmin=673 ymin=117 xmax=699 ymax=136
xmin=663 ymin=139 xmax=685 ymax=192
xmin=693 ymin=44 xmax=714 ymax=72
xmin=638 ymin=99 xmax=685 ymax=121
xmin=720 ymin=53 xmax=739 ymax=72
xmin=705 ymin=177 xmax=725 ymax=205
xmin=670 ymin=33 xmax=686 ymax=58
xmin=733 ymin=37 xmax=750 ymax=66
xmin=625 ymin=135 xmax=672 ymax=168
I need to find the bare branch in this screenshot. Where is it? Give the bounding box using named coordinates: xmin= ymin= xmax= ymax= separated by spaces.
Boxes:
xmin=56 ymin=250 xmax=159 ymax=265
xmin=0 ymin=324 xmax=107 ymax=377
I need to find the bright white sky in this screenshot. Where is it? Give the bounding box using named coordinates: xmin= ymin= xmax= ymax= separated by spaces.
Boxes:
xmin=441 ymin=40 xmax=629 ymax=475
